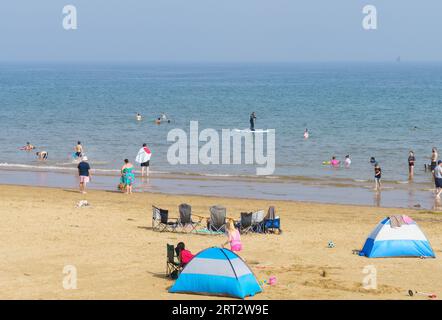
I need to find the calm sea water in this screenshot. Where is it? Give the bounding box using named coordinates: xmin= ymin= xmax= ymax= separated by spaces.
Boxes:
xmin=1 ymin=62 xmax=442 ymax=185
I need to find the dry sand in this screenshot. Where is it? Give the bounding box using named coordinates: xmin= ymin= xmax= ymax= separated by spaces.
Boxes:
xmin=0 ymin=184 xmax=441 ymax=300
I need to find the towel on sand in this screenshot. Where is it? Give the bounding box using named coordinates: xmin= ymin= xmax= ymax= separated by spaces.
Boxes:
xmin=389 ymin=215 xmax=407 ymax=228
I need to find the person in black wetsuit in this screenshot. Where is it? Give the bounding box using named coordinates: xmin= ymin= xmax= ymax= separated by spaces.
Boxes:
xmin=250 ymin=112 xmax=256 ymax=131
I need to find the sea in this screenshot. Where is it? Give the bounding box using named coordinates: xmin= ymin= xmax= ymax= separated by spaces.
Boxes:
xmin=1 ymin=62 xmax=442 ymax=209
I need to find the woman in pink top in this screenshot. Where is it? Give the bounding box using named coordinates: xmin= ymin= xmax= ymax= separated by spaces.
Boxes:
xmin=223 ymin=220 xmax=242 ymax=252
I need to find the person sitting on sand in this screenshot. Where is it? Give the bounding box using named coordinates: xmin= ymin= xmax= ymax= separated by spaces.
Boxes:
xmin=374 ymin=163 xmax=382 ymax=191
xmin=330 ymin=156 xmax=340 ymax=167
xmin=344 ymin=155 xmax=351 ymax=168
xmin=222 ymin=220 xmax=242 ymax=252
xmin=78 ymin=156 xmax=91 ymax=194
xmin=175 ymin=242 xmax=194 ymax=267
xmin=36 ymin=151 xmax=48 ymax=160
xmin=120 ymin=159 xmax=135 ymax=194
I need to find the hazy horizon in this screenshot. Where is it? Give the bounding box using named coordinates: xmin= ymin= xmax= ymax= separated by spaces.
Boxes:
xmin=1 ymin=0 xmax=441 ymax=62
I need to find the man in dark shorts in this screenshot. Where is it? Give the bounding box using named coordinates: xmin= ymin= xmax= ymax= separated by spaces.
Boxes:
xmin=135 ymin=143 xmax=152 ymax=177
xmin=434 ymin=160 xmax=442 ymax=199
xmin=78 ymin=156 xmax=91 ymax=194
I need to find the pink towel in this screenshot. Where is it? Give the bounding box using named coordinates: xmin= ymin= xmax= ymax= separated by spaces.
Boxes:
xmin=402 ymin=215 xmax=414 ymax=224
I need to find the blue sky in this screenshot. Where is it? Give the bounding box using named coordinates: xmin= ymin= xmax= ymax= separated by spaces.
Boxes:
xmin=0 ymin=0 xmax=441 ymax=62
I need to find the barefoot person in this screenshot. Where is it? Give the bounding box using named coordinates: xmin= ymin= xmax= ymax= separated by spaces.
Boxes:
xmin=434 ymin=161 xmax=442 ymax=199
xmin=78 ymin=156 xmax=91 ymax=194
xmin=120 ymin=159 xmax=135 ymax=194
xmin=135 ymin=143 xmax=152 ymax=177
xmin=374 ymin=163 xmax=382 ymax=191
xmin=408 ymin=150 xmax=416 ymax=178
xmin=222 ymin=220 xmax=242 ymax=252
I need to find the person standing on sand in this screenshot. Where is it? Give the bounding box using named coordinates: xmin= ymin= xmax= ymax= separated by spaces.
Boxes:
xmin=222 ymin=220 xmax=242 ymax=252
xmin=433 ymin=160 xmax=442 ymax=199
xmin=135 ymin=143 xmax=152 ymax=177
xmin=250 ymin=112 xmax=256 ymax=131
xmin=408 ymin=151 xmax=415 ymax=178
xmin=374 ymin=163 xmax=382 ymax=191
xmin=78 ymin=156 xmax=91 ymax=194
xmin=120 ymin=159 xmax=135 ymax=194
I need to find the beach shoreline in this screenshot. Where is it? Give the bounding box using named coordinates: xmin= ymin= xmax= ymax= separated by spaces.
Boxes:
xmin=0 ymin=184 xmax=441 ymax=300
xmin=1 ymin=167 xmax=441 ymax=210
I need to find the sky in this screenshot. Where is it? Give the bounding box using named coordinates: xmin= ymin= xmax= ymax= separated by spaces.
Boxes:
xmin=0 ymin=0 xmax=441 ymax=62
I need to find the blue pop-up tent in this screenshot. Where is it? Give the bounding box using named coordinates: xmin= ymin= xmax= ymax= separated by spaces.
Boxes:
xmin=169 ymin=247 xmax=261 ymax=299
xmin=360 ymin=216 xmax=435 ymax=258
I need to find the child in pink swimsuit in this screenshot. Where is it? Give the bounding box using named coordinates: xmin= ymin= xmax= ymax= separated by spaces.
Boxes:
xmin=223 ymin=220 xmax=242 ymax=252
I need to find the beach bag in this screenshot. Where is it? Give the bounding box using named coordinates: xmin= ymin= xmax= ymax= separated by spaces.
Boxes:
xmin=171 ymin=270 xmax=179 ymax=280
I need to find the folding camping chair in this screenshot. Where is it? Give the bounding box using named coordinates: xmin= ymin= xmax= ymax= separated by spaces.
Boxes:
xmin=251 ymin=210 xmax=265 ymax=233
xmin=207 ymin=205 xmax=227 ymax=233
xmin=166 ymin=244 xmax=182 ymax=279
xmin=177 ymin=203 xmax=202 ymax=233
xmin=239 ymin=212 xmax=253 ymax=234
xmin=264 ymin=206 xmax=282 ymax=234
xmin=152 ymin=206 xmax=178 ymax=232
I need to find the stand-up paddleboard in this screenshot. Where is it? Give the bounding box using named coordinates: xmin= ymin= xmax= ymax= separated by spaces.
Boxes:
xmin=234 ymin=129 xmax=270 ymax=133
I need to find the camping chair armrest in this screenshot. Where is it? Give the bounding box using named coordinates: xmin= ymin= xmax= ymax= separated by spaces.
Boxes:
xmin=192 ymin=214 xmax=207 ymax=222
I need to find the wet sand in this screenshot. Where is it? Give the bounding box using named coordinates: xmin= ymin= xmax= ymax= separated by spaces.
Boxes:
xmin=0 ymin=184 xmax=441 ymax=300
xmin=0 ymin=168 xmax=441 ymax=210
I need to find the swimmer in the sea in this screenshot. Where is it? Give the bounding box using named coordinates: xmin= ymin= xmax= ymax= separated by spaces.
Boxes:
xmin=23 ymin=142 xmax=35 ymax=151
xmin=36 ymin=151 xmax=48 ymax=160
xmin=155 ymin=117 xmax=161 ymax=125
xmin=344 ymin=155 xmax=351 ymax=168
xmin=330 ymin=156 xmax=340 ymax=167
xmin=136 ymin=113 xmax=142 ymax=121
xmin=75 ymin=141 xmax=83 ymax=158
xmin=370 ymin=157 xmax=376 ymax=165
xmin=303 ymin=128 xmax=309 ymax=139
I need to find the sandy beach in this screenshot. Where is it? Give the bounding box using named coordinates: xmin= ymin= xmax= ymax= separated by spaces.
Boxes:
xmin=1 ymin=184 xmax=441 ymax=300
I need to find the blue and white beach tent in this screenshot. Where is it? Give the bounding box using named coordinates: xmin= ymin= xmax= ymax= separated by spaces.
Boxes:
xmin=360 ymin=216 xmax=435 ymax=258
xmin=169 ymin=247 xmax=262 ymax=299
